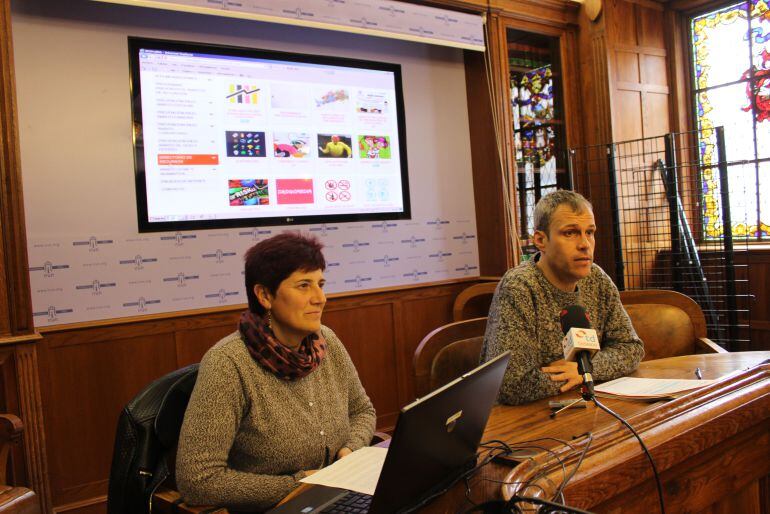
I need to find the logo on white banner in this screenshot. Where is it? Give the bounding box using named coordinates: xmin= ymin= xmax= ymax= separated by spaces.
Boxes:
xmin=453 ymin=232 xmax=477 ymax=244
xmin=160 ymin=232 xmax=198 ymax=246
xmin=426 ymin=218 xmax=450 ymax=229
xmin=455 ymin=264 xmax=479 ymax=275
xmin=429 ymin=251 xmax=452 ymax=262
xmin=238 ymin=228 xmax=272 ymax=241
xmin=29 ymin=261 xmax=70 ymax=277
xmin=373 ymin=255 xmax=399 ymax=267
xmin=309 ymin=224 xmax=339 ymax=237
xmin=371 ymin=222 xmax=397 ymax=233
xmin=119 ymin=255 xmax=159 ymax=270
xmin=204 ymin=289 xmax=240 ymax=303
xmin=202 ymin=249 xmax=237 ymax=263
xmin=404 ymin=269 xmax=429 ymax=281
xmin=342 ymin=240 xmax=370 ymax=253
xmin=33 ymin=305 xmax=74 ymax=322
xmin=72 ymin=236 xmax=114 ymax=252
xmin=75 ymin=280 xmax=117 ymax=295
xmin=401 ymin=236 xmax=426 ymax=248
xmin=162 ymin=273 xmax=200 ymax=287
xmin=123 ymin=297 xmax=161 ymax=312
xmin=343 ymin=275 xmax=373 ymax=288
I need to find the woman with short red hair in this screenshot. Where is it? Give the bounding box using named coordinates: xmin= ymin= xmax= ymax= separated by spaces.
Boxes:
xmin=176 ymin=232 xmax=376 ymax=511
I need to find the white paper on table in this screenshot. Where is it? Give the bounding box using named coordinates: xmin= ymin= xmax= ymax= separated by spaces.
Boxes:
xmin=299 ymin=446 xmax=388 ymax=495
xmin=595 ymin=377 xmax=716 ymax=399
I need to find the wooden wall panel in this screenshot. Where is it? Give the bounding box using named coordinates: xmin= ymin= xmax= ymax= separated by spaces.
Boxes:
xmin=40 ymin=333 xmax=177 ymax=506
xmin=398 ymin=292 xmax=459 ymax=401
xmin=614 ymin=90 xmax=644 ymax=141
xmin=616 ymin=51 xmax=641 ymax=83
xmin=323 ymin=304 xmax=400 ymax=427
xmin=175 ymin=320 xmax=237 ymax=368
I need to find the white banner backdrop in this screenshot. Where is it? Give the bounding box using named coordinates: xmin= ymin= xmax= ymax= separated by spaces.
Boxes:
xmin=28 ymin=216 xmax=479 ymax=327
xmin=91 ymin=0 xmax=486 ymax=51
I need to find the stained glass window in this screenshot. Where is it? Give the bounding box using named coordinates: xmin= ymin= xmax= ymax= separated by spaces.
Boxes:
xmin=507 ymin=29 xmax=572 ymax=256
xmin=691 ymin=0 xmax=770 ymax=239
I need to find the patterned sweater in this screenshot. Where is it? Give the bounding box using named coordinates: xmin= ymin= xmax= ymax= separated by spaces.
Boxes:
xmin=480 ymin=259 xmax=644 ymax=405
xmin=176 ymin=326 xmax=376 ymax=511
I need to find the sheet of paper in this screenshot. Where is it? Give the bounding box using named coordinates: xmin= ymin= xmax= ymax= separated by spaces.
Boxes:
xmin=595 ymin=377 xmax=716 ymax=398
xmin=299 ymin=446 xmax=388 ymax=495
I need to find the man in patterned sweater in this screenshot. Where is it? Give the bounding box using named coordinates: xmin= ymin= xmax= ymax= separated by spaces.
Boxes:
xmin=481 ymin=190 xmax=644 ymax=405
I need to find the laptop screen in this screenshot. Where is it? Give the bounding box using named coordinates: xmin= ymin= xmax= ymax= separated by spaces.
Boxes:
xmin=368 ymin=351 xmax=510 ymax=513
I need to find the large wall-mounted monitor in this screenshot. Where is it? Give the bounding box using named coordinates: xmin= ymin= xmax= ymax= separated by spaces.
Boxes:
xmin=129 ymin=37 xmax=411 ymax=232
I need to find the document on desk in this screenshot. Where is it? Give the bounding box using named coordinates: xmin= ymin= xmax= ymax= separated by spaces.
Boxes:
xmin=300 ymin=446 xmax=388 ymax=495
xmin=595 ymin=377 xmax=717 ymax=401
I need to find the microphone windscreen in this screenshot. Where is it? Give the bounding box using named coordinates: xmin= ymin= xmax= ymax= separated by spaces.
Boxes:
xmin=559 ymin=304 xmax=591 ymax=334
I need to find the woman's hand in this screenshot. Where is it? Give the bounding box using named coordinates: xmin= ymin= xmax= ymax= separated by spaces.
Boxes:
xmin=336 ymin=447 xmax=352 ymax=460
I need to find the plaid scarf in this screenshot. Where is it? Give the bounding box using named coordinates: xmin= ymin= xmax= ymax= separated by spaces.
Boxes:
xmin=239 ymin=310 xmax=327 ymax=380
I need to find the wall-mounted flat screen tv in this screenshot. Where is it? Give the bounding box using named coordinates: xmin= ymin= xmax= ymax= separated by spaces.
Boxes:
xmin=129 ymin=37 xmax=411 ymax=232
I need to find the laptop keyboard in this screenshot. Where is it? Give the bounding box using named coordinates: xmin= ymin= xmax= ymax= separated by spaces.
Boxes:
xmin=320 ymin=491 xmax=373 ymax=513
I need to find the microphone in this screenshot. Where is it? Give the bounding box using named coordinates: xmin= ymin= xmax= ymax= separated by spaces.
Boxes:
xmin=560 ymin=305 xmax=600 ymax=399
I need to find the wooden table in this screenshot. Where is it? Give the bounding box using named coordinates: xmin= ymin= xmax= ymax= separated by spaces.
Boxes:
xmin=423 ymin=351 xmax=770 ymax=513
xmin=159 ymin=352 xmax=770 ymax=513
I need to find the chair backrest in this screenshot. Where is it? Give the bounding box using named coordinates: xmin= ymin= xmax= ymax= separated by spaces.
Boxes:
xmin=107 ymin=364 xmax=199 ymax=514
xmin=619 ymin=289 xmax=716 ymax=361
xmin=0 ymin=414 xmax=41 ymax=514
xmin=452 ymin=283 xmax=498 ymax=321
xmin=413 ymin=317 xmax=487 ymax=397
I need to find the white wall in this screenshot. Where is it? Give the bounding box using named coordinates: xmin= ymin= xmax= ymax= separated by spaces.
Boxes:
xmin=12 ymin=0 xmax=480 ymax=327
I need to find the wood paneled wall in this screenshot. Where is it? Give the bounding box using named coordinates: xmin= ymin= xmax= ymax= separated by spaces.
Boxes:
xmin=36 ymin=281 xmax=474 ymax=513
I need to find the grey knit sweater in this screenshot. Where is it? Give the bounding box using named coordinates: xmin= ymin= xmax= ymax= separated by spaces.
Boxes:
xmin=176 ymin=326 xmax=376 ymax=511
xmin=480 ymin=259 xmax=644 ymax=405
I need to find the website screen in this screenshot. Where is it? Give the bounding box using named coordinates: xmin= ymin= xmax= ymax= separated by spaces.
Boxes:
xmin=134 ymin=44 xmax=407 ymax=228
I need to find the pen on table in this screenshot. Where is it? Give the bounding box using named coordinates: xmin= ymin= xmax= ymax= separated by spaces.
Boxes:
xmin=694 ymin=367 xmax=703 ymax=380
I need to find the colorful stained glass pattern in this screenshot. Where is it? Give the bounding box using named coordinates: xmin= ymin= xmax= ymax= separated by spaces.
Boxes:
xmin=692 ymin=0 xmax=770 ymax=239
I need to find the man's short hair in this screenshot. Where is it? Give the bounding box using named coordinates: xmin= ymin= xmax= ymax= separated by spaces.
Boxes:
xmin=533 ymin=190 xmax=593 ymax=235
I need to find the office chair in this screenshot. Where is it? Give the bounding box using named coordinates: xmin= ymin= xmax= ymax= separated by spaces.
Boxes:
xmin=107 ymin=363 xmax=208 ymax=514
xmin=452 ymin=282 xmax=498 ymax=321
xmin=0 ymin=414 xmax=41 ymax=514
xmin=413 ymin=317 xmax=488 ymax=397
xmin=620 ymin=289 xmax=726 ymax=360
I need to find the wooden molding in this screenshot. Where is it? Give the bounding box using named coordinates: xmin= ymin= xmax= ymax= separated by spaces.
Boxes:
xmin=491 ymin=0 xmax=580 ymax=28
xmin=498 ymin=360 xmax=770 ymax=512
xmin=14 ymin=344 xmax=52 ymax=513
xmin=0 ymin=0 xmax=33 ymax=338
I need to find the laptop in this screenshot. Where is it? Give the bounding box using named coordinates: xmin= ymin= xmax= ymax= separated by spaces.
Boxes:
xmin=268 ymin=351 xmax=511 ymax=514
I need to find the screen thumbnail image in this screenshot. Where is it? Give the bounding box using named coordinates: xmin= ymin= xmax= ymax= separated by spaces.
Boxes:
xmin=365 ymin=177 xmax=391 ymax=202
xmin=270 ymin=83 xmax=309 ymax=111
xmin=273 ymin=132 xmax=310 ymax=158
xmin=229 ymin=179 xmax=269 ymax=206
xmin=358 ymin=135 xmax=391 ymax=159
xmin=356 ymin=91 xmax=389 ymax=114
xmin=314 ymin=88 xmax=350 ymax=110
xmin=318 ymin=134 xmax=353 ymax=158
xmin=226 ymin=131 xmax=266 ymax=157
xmin=226 ymin=84 xmax=261 ymax=105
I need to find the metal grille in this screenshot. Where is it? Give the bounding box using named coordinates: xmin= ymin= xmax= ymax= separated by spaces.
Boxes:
xmin=569 ymin=128 xmax=752 ymax=350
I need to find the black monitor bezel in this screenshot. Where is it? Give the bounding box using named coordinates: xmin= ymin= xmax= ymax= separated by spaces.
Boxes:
xmin=128 ymin=36 xmax=411 ymax=233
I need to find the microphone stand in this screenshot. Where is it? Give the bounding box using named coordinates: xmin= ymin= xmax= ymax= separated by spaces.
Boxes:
xmin=550 ymin=356 xmax=595 ymax=418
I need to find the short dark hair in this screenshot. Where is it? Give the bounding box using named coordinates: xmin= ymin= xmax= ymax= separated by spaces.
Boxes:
xmin=534 ymin=190 xmax=593 ymax=235
xmin=244 ymin=232 xmax=326 ymax=314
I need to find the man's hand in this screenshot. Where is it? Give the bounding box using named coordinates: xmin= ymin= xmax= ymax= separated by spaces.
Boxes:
xmin=541 ymin=359 xmax=582 ymax=392
xmin=336 ymin=447 xmax=352 ymax=460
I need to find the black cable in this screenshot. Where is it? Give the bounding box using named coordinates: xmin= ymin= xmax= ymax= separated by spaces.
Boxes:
xmin=508 ymin=495 xmax=595 ymax=514
xmin=593 ymin=397 xmax=666 ymax=514
xmin=551 ymin=432 xmax=593 ymax=501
